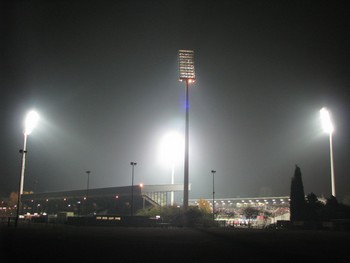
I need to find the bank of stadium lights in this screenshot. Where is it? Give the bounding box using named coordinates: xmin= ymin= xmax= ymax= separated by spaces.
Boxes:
xmin=179 ymin=50 xmax=196 ymax=81
xmin=178 ymin=50 xmax=196 ymax=210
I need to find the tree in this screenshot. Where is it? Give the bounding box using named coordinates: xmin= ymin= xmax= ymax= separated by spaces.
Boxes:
xmin=137 ymin=205 xmax=211 ymax=227
xmin=197 ymin=198 xmax=211 ymax=214
xmin=137 ymin=205 xmax=180 ymax=223
xmin=322 ymin=197 xmax=350 ymax=221
xmin=290 ymin=165 xmax=306 ymax=221
xmin=305 ymin=192 xmax=324 ymax=221
xmin=243 ymin=206 xmax=260 ymax=228
xmin=8 ymin=192 xmax=18 ymax=208
xmin=323 ymin=195 xmax=339 ymax=220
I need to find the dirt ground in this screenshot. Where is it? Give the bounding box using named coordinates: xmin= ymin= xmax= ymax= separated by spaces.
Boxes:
xmin=1 ymin=223 xmax=350 ymax=262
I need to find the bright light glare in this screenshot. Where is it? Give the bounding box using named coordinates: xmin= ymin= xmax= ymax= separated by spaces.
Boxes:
xmin=320 ymin=107 xmax=334 ymax=134
xmin=24 ymin=110 xmax=39 ymax=135
xmin=158 ymin=131 xmax=184 ymax=165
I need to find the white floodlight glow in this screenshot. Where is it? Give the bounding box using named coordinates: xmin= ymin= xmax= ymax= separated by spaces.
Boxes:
xmin=158 ymin=131 xmax=184 ymax=206
xmin=158 ymin=131 xmax=184 ymax=165
xmin=320 ymin=107 xmax=334 ymax=134
xmin=24 ymin=110 xmax=40 ymax=135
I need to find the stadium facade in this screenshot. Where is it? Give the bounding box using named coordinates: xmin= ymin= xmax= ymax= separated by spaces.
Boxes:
xmin=3 ymin=184 xmax=291 ymax=227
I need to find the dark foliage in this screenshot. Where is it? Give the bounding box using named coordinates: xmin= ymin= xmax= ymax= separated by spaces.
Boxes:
xmin=305 ymin=192 xmax=324 ymax=221
xmin=137 ymin=205 xmax=212 ymax=227
xmin=290 ymin=165 xmax=306 ymax=221
xmin=304 ymin=194 xmax=350 ymax=223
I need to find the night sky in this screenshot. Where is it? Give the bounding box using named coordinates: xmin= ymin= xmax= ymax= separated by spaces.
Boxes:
xmin=1 ymin=0 xmax=349 ymax=203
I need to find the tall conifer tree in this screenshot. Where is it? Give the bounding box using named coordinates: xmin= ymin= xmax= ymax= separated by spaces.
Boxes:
xmin=290 ymin=165 xmax=306 ymax=221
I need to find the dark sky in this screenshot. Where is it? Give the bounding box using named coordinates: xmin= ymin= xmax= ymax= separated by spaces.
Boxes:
xmin=1 ymin=0 xmax=349 ymax=203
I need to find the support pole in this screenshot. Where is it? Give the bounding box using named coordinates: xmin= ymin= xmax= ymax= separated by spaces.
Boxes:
xmin=183 ymin=79 xmax=189 ymax=210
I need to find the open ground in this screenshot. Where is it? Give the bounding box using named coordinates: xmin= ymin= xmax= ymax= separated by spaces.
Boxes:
xmin=1 ymin=224 xmax=350 ymax=262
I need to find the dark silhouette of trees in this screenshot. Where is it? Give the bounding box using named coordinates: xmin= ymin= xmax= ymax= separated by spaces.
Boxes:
xmin=289 ymin=166 xmax=350 ymax=230
xmin=318 ymin=195 xmax=339 ymax=220
xmin=137 ymin=205 xmax=212 ymax=227
xmin=305 ymin=192 xmax=324 ymax=221
xmin=242 ymin=206 xmax=260 ymax=228
xmin=290 ymin=165 xmax=306 ymax=221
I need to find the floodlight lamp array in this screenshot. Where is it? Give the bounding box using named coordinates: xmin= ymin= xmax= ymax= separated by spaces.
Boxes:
xmin=178 ymin=50 xmax=195 ymax=82
xmin=320 ymin=107 xmax=334 ymax=134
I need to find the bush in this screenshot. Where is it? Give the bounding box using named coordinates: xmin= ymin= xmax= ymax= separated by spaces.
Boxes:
xmin=137 ymin=205 xmax=212 ymax=227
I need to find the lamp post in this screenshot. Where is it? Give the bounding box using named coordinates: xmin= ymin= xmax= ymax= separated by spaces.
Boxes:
xmin=178 ymin=49 xmax=195 ymax=210
xmin=15 ymin=110 xmax=39 ymax=227
xmin=86 ymin=170 xmax=91 ymax=215
xmin=32 ymin=177 xmax=38 ymax=214
xmin=320 ymin=107 xmax=336 ymax=197
xmin=130 ymin=162 xmax=137 ymax=216
xmin=211 ymin=170 xmax=216 ymax=224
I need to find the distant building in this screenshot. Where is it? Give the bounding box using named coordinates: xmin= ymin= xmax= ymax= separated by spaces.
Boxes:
xmin=14 ymin=185 xmax=301 ymax=228
xmin=190 ymin=196 xmax=291 ymax=227
xmin=20 ymin=184 xmax=184 ymax=216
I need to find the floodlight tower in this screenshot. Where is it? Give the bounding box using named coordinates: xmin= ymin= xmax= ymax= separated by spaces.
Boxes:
xmin=16 ymin=110 xmax=39 ymax=227
xmin=320 ymin=107 xmax=336 ymax=197
xmin=130 ymin=162 xmax=137 ymax=216
xmin=178 ymin=50 xmax=195 ymax=210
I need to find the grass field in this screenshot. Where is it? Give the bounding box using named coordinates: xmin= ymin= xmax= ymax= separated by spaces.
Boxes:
xmin=1 ymin=223 xmax=350 ymax=262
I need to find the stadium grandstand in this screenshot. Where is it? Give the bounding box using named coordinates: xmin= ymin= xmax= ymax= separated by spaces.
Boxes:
xmin=1 ymin=184 xmax=295 ymax=227
xmin=190 ymin=196 xmax=291 ymax=228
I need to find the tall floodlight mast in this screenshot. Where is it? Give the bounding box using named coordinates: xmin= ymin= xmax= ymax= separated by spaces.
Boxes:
xmin=130 ymin=162 xmax=137 ymax=216
xmin=15 ymin=110 xmax=39 ymax=227
xmin=320 ymin=107 xmax=336 ymax=197
xmin=178 ymin=50 xmax=195 ymax=210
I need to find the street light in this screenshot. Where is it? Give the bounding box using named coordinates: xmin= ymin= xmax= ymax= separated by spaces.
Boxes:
xmin=130 ymin=162 xmax=137 ymax=216
xmin=15 ymin=110 xmax=39 ymax=227
xmin=320 ymin=107 xmax=336 ymax=197
xmin=86 ymin=170 xmax=91 ymax=215
xmin=178 ymin=49 xmax=195 ymax=210
xmin=211 ymin=170 xmax=216 ymax=224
